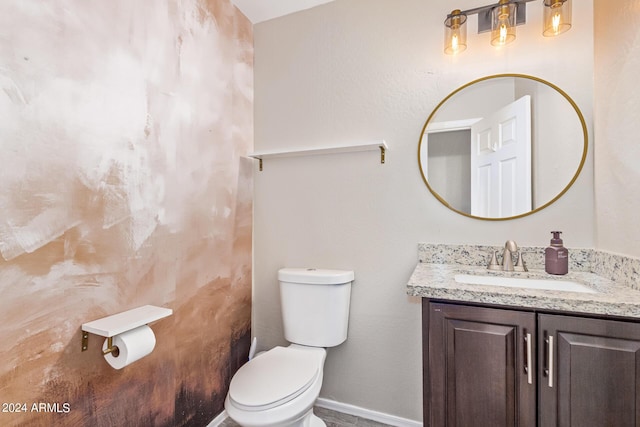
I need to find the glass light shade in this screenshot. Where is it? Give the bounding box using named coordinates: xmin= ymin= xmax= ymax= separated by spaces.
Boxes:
xmin=491 ymin=1 xmax=517 ymax=46
xmin=444 ymin=10 xmax=467 ymax=55
xmin=543 ymin=0 xmax=572 ymax=36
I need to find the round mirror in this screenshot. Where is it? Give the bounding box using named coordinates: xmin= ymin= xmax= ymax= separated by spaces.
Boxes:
xmin=418 ymin=74 xmax=587 ymax=220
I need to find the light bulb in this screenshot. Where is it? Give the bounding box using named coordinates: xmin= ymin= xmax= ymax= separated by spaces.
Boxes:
xmin=499 ymin=24 xmax=508 ymax=45
xmin=552 ymin=13 xmax=561 ymax=34
xmin=452 ymin=34 xmax=459 ymax=51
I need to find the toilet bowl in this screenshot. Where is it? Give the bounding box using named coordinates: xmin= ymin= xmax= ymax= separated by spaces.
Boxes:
xmin=224 ymin=345 xmax=326 ymax=427
xmin=224 ymin=268 xmax=354 ymax=427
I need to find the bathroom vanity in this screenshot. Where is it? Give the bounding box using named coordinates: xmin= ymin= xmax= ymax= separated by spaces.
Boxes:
xmin=408 ymin=244 xmax=640 ymax=427
xmin=410 ymin=72 xmax=633 ymax=425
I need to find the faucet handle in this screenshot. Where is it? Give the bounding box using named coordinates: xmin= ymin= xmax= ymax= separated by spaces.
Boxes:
xmin=514 ymin=251 xmax=528 ymax=272
xmin=487 ymin=250 xmax=501 ymax=271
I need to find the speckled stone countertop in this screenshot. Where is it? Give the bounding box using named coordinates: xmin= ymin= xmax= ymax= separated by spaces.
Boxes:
xmin=407 ymin=244 xmax=640 ymax=319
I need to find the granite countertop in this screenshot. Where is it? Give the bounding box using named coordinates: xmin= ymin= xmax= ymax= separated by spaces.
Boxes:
xmin=407 ymin=246 xmax=640 ymax=319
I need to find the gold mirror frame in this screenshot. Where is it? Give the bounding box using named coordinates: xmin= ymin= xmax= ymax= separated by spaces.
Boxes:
xmin=418 ymin=73 xmax=588 ymax=221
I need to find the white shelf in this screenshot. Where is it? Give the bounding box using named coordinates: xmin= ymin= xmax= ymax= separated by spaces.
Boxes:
xmin=248 ymin=140 xmax=387 ymax=170
xmin=82 ymin=305 xmax=173 ymax=338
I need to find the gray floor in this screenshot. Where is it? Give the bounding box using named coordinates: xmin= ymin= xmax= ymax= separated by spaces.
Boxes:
xmin=219 ymin=406 xmax=392 ymax=427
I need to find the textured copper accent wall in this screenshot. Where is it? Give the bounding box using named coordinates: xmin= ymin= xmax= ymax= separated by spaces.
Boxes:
xmin=0 ymin=1 xmax=253 ymax=426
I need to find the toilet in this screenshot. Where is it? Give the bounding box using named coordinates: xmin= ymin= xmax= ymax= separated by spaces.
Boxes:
xmin=224 ymin=268 xmax=354 ymax=427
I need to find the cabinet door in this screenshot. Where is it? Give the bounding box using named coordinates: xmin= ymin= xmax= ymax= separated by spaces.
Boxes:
xmin=427 ymin=302 xmax=536 ymax=427
xmin=539 ymin=314 xmax=640 ymax=427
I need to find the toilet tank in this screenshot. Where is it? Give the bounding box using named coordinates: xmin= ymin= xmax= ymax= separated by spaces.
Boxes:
xmin=278 ymin=268 xmax=354 ymax=348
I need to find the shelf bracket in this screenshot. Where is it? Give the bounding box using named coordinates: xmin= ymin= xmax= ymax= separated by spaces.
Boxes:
xmin=380 ymin=145 xmax=386 ymax=164
xmin=259 ymin=158 xmax=263 ymax=171
xmin=82 ymin=331 xmax=89 ymax=352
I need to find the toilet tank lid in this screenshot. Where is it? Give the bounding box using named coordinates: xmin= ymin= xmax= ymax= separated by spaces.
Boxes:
xmin=278 ymin=268 xmax=354 ymax=285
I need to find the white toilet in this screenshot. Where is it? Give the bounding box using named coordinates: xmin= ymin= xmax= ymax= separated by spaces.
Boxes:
xmin=224 ymin=268 xmax=354 ymax=427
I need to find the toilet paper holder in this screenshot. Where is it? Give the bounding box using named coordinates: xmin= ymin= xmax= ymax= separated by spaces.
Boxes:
xmin=81 ymin=305 xmax=172 ymax=353
xmin=102 ymin=337 xmax=119 ymax=356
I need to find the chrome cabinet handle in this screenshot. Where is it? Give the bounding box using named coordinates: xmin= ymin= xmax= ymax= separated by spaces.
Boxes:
xmin=547 ymin=335 xmax=554 ymax=388
xmin=525 ymin=333 xmax=532 ymax=385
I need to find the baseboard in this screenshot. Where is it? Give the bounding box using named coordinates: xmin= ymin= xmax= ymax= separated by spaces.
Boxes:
xmin=206 ymin=409 xmax=228 ymax=427
xmin=315 ymin=398 xmax=422 ymax=427
xmin=207 ymin=400 xmax=422 ymax=427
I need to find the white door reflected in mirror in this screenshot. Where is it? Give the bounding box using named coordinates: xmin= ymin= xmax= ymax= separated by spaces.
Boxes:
xmin=470 ymin=95 xmax=531 ymax=217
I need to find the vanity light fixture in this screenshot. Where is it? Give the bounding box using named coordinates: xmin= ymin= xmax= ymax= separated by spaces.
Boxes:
xmin=444 ymin=0 xmax=572 ymax=55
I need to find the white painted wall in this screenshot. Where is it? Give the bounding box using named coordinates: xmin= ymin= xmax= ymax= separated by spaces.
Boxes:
xmin=594 ymin=0 xmax=640 ymax=258
xmin=254 ymin=0 xmax=594 ymax=421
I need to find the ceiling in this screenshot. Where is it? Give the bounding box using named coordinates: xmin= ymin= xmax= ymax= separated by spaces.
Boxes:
xmin=230 ymin=0 xmax=336 ymax=24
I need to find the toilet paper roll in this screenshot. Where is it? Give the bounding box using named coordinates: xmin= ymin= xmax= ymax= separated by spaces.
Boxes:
xmin=102 ymin=325 xmax=156 ymax=370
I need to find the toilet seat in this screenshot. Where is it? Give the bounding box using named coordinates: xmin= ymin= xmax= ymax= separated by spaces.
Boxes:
xmin=228 ymin=346 xmax=324 ymax=411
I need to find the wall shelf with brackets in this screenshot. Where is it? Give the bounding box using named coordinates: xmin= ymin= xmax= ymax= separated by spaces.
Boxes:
xmin=248 ymin=140 xmax=388 ymax=171
xmin=81 ymin=305 xmax=172 ymax=352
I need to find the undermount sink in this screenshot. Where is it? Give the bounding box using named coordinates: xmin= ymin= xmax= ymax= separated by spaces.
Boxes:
xmin=454 ymin=274 xmax=597 ymax=294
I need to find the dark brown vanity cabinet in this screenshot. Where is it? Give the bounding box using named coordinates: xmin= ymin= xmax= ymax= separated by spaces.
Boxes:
xmin=424 ymin=300 xmax=640 ymax=427
xmin=426 ymin=302 xmax=536 ymax=427
xmin=538 ymin=313 xmax=640 ymax=427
